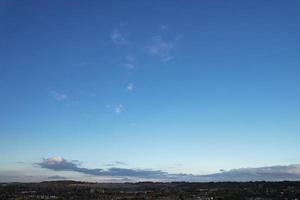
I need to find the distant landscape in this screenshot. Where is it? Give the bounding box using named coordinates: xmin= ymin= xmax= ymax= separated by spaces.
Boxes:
xmin=1 ymin=181 xmax=300 ymax=200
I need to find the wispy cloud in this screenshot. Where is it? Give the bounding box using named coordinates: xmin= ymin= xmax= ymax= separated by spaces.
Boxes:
xmin=126 ymin=83 xmax=134 ymax=92
xmin=37 ymin=157 xmax=300 ymax=182
xmin=114 ymin=161 xmax=128 ymax=165
xmin=50 ymin=91 xmax=68 ymax=101
xmin=125 ymin=63 xmax=135 ymax=69
xmin=160 ymin=25 xmax=169 ymax=32
xmin=47 ymin=175 xmax=66 ymax=180
xmin=115 ymin=104 xmax=124 ymax=114
xmin=111 ymin=29 xmax=128 ymax=45
xmin=126 ymin=55 xmax=135 ymax=62
xmin=124 ymin=55 xmax=136 ymax=69
xmin=148 ymin=35 xmax=175 ymax=62
xmin=105 ymin=161 xmax=128 ymax=167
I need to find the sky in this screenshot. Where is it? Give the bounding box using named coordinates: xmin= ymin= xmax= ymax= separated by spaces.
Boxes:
xmin=1 ymin=0 xmax=300 ymax=182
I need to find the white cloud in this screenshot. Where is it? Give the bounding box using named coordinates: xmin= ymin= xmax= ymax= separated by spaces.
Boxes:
xmin=148 ymin=36 xmax=175 ymax=62
xmin=126 ymin=83 xmax=134 ymax=91
xmin=43 ymin=156 xmax=64 ymax=164
xmin=111 ymin=29 xmax=128 ymax=45
xmin=115 ymin=104 xmax=124 ymax=114
xmin=50 ymin=91 xmax=68 ymax=101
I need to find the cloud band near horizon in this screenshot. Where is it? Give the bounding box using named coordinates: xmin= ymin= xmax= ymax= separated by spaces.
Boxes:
xmin=36 ymin=156 xmax=300 ymax=182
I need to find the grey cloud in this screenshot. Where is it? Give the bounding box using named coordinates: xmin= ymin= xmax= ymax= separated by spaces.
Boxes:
xmin=37 ymin=157 xmax=300 ymax=182
xmin=203 ymin=165 xmax=300 ymax=181
xmin=38 ymin=157 xmax=167 ymax=179
xmin=0 ymin=171 xmax=47 ymax=183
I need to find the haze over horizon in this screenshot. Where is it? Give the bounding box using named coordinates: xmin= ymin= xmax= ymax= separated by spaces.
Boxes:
xmin=1 ymin=0 xmax=300 ymax=182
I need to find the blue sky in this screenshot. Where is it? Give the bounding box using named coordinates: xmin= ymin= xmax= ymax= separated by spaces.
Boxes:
xmin=1 ymin=0 xmax=300 ymax=182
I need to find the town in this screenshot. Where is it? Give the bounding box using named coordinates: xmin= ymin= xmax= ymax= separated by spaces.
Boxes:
xmin=1 ymin=181 xmax=300 ymax=200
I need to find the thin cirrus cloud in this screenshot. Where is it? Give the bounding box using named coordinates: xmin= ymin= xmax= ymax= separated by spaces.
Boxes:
xmin=111 ymin=25 xmax=177 ymax=63
xmin=125 ymin=55 xmax=135 ymax=63
xmin=105 ymin=161 xmax=128 ymax=167
xmin=126 ymin=83 xmax=134 ymax=92
xmin=148 ymin=35 xmax=175 ymax=62
xmin=47 ymin=175 xmax=66 ymax=180
xmin=111 ymin=29 xmax=129 ymax=45
xmin=160 ymin=25 xmax=169 ymax=32
xmin=37 ymin=156 xmax=300 ymax=182
xmin=125 ymin=63 xmax=135 ymax=69
xmin=124 ymin=55 xmax=135 ymax=69
xmin=50 ymin=91 xmax=68 ymax=101
xmin=115 ymin=104 xmax=124 ymax=114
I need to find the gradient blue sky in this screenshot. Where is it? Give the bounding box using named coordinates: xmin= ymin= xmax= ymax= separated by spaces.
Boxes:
xmin=1 ymin=0 xmax=300 ymax=181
